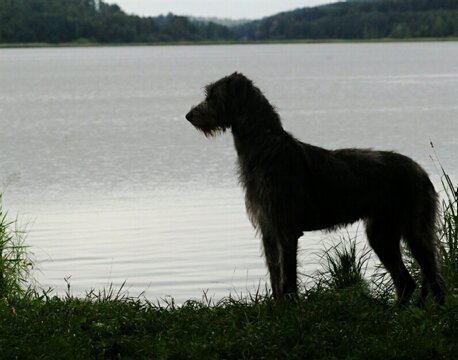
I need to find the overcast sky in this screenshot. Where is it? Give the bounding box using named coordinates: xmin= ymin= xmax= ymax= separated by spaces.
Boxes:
xmin=104 ymin=0 xmax=334 ymax=19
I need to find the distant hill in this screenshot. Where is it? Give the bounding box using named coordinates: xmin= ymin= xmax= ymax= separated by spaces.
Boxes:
xmin=234 ymin=0 xmax=458 ymax=40
xmin=190 ymin=17 xmax=250 ymax=28
xmin=1 ymin=0 xmax=457 ymax=44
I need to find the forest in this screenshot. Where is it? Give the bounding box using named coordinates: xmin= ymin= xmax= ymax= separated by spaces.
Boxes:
xmin=0 ymin=0 xmax=231 ymax=43
xmin=237 ymin=0 xmax=458 ymax=40
xmin=0 ymin=0 xmax=458 ymax=44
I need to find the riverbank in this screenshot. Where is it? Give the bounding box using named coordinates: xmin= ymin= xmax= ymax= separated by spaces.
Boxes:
xmin=1 ymin=284 xmax=457 ymax=359
xmin=1 ymin=37 xmax=458 ymax=49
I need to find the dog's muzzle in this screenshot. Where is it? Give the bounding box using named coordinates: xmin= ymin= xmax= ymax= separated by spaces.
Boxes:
xmin=185 ymin=109 xmax=194 ymax=122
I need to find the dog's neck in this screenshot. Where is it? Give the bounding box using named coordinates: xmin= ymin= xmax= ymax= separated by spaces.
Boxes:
xmin=231 ymin=101 xmax=285 ymax=161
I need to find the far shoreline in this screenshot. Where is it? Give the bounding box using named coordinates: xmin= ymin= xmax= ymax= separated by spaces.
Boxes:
xmin=1 ymin=37 xmax=458 ymax=49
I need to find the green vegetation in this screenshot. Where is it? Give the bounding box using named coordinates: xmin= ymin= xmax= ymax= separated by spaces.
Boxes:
xmin=2 ymin=284 xmax=458 ymax=359
xmin=0 ymin=163 xmax=456 ymax=359
xmin=314 ymin=234 xmax=371 ymax=292
xmin=432 ymin=143 xmax=458 ymax=289
xmin=1 ymin=0 xmax=458 ymax=45
xmin=0 ymin=194 xmax=34 ymax=299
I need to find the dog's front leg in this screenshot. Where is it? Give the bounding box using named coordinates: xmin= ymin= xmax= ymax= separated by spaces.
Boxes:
xmin=263 ymin=234 xmax=299 ymax=298
xmin=280 ymin=236 xmax=299 ymax=296
xmin=262 ymin=234 xmax=282 ymax=298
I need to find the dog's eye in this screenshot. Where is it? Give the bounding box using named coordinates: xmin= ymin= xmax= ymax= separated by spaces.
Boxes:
xmin=215 ymin=98 xmax=225 ymax=112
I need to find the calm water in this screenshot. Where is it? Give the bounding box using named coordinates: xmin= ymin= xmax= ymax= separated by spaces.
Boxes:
xmin=1 ymin=43 xmax=457 ymax=302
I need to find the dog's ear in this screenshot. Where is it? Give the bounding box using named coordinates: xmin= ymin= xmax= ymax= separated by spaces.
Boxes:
xmin=227 ymin=72 xmax=252 ymax=100
xmin=228 ymin=72 xmax=247 ymax=82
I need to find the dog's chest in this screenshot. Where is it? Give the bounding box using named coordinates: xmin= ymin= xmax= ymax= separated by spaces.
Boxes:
xmin=242 ymin=176 xmax=272 ymax=231
xmin=237 ymin=156 xmax=279 ymax=230
xmin=244 ymin=192 xmax=266 ymax=231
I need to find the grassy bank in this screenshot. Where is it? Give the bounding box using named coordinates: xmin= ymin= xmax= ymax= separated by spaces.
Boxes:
xmin=0 ymin=163 xmax=457 ymax=359
xmin=1 ymin=286 xmax=458 ymax=359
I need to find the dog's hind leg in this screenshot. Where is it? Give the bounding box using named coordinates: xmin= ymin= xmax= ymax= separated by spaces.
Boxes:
xmin=400 ymin=189 xmax=446 ymax=306
xmin=366 ymin=217 xmax=416 ymax=305
xmin=403 ymin=222 xmax=446 ymax=306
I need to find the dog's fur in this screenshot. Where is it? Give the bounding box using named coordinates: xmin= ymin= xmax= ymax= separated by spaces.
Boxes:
xmin=186 ymin=72 xmax=446 ymax=305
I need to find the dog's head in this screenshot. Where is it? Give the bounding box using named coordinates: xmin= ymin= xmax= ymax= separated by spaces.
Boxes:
xmin=185 ymin=72 xmax=254 ymax=137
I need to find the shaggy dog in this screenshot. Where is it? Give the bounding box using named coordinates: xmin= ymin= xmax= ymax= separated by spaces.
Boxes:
xmin=186 ymin=72 xmax=445 ymax=305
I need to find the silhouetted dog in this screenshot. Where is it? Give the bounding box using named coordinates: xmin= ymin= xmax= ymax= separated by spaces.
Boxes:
xmin=186 ymin=72 xmax=445 ymax=305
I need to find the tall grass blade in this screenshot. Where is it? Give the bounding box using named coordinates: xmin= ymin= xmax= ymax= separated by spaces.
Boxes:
xmin=0 ymin=193 xmax=35 ymax=298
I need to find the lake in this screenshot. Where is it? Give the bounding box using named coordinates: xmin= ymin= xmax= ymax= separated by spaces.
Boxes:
xmin=0 ymin=42 xmax=457 ymax=303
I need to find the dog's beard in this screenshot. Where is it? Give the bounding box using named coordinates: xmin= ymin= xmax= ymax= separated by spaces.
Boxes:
xmin=189 ymin=109 xmax=228 ymax=137
xmin=187 ymin=99 xmax=229 ymax=137
xmin=193 ymin=122 xmax=227 ymax=138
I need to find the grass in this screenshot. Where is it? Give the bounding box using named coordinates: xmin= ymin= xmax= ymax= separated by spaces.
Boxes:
xmin=0 ymin=286 xmax=457 ymax=359
xmin=433 ymin=147 xmax=458 ymax=288
xmin=0 ymin=159 xmax=457 ymax=359
xmin=314 ymin=231 xmax=372 ymax=292
xmin=0 ymin=194 xmax=34 ymax=299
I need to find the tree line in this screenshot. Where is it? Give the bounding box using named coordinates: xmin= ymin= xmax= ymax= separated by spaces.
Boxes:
xmin=0 ymin=0 xmax=231 ymax=43
xmin=236 ymin=0 xmax=458 ymax=40
xmin=1 ymin=0 xmax=458 ymax=44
